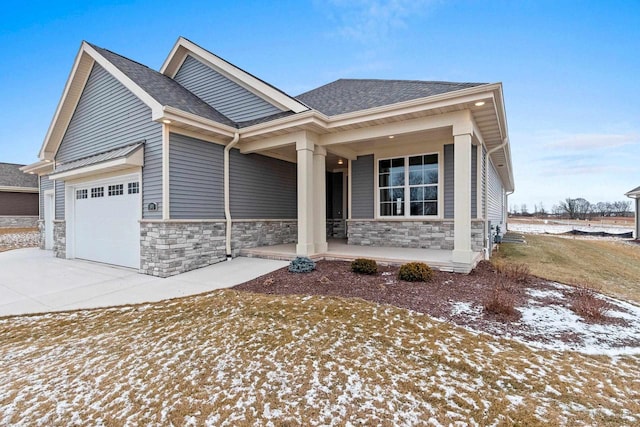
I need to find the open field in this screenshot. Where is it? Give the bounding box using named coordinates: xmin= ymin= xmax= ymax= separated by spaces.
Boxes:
xmin=1 ymin=290 xmax=639 ymax=426
xmin=495 ymin=234 xmax=640 ymax=304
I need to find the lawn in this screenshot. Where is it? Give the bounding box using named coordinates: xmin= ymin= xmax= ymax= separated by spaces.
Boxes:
xmin=2 ymin=234 xmax=640 ymax=425
xmin=1 ymin=290 xmax=639 ymax=426
xmin=495 ymin=234 xmax=640 ymax=304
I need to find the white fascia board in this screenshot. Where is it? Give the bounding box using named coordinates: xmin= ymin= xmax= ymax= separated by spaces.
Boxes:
xmin=20 ymin=161 xmax=54 ymax=175
xmin=48 ymin=150 xmax=144 ymax=181
xmin=84 ymin=43 xmax=162 ymax=115
xmin=160 ymin=37 xmax=308 ymax=113
xmin=39 ymin=42 xmax=165 ymax=162
xmin=625 ymin=189 xmax=640 ymax=198
xmin=158 ymin=106 xmax=238 ymax=138
xmin=0 ymin=186 xmax=39 ymax=193
xmin=39 ymin=45 xmax=94 ymax=160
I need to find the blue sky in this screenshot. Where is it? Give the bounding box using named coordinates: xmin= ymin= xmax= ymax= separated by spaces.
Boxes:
xmin=1 ymin=0 xmax=638 ymax=210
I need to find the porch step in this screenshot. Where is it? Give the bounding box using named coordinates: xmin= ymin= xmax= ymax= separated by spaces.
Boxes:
xmin=239 ymin=248 xmax=481 ymax=274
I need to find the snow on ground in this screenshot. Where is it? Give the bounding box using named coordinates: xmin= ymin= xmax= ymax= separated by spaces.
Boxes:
xmin=508 ymin=221 xmax=633 ymax=235
xmin=449 ymin=280 xmax=640 ymax=355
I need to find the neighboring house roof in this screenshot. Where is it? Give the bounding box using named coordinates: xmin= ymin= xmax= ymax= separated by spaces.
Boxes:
xmin=0 ymin=163 xmax=38 ymax=188
xmin=89 ymin=44 xmax=236 ymax=128
xmin=626 ymin=186 xmax=640 ymax=198
xmin=296 ymin=79 xmax=487 ymax=116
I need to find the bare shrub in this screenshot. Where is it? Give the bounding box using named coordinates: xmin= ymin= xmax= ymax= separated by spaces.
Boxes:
xmin=493 ymin=260 xmax=530 ymax=283
xmin=484 ymin=280 xmax=519 ymax=320
xmin=571 ymin=286 xmax=609 ymax=321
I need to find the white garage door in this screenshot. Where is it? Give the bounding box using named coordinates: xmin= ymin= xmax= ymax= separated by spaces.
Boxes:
xmin=74 ymin=175 xmax=141 ymax=268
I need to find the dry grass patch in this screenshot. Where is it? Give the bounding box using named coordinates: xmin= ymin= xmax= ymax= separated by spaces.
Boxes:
xmin=1 ymin=290 xmax=639 ymax=425
xmin=495 ymin=234 xmax=640 ymax=304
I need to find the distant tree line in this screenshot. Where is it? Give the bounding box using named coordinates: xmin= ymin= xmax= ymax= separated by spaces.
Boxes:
xmin=510 ymin=198 xmax=632 ymax=219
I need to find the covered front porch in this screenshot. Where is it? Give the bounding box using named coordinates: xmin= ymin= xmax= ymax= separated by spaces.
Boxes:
xmin=239 ymin=239 xmax=483 ymax=273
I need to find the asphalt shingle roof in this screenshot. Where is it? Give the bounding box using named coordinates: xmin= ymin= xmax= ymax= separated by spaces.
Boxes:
xmin=89 ymin=43 xmax=490 ymax=128
xmin=0 ymin=163 xmax=38 ymax=188
xmin=296 ymin=79 xmax=487 ymax=116
xmin=89 ymin=44 xmax=237 ymax=128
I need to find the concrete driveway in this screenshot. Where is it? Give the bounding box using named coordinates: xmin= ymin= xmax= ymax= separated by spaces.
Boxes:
xmin=0 ymin=248 xmax=287 ymax=317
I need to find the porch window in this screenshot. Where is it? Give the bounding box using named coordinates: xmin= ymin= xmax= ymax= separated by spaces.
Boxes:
xmin=378 ymin=153 xmax=438 ymax=217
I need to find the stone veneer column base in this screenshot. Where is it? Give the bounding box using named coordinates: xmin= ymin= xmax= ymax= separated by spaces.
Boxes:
xmin=231 ymin=220 xmax=297 ymax=257
xmin=53 ymin=220 xmax=66 ymax=259
xmin=347 ymin=219 xmax=486 ymax=252
xmin=38 ymin=219 xmax=45 ymax=249
xmin=140 ymin=220 xmax=226 ymax=278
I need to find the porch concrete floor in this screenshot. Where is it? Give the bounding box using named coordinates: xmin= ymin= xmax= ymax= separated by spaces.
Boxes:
xmin=239 ymin=239 xmax=483 ymax=273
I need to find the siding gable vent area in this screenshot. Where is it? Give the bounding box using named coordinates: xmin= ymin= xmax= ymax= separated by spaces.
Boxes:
xmin=174 ymin=55 xmax=283 ymax=122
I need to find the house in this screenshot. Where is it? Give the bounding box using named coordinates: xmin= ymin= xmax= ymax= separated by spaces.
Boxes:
xmin=22 ymin=37 xmax=514 ymax=277
xmin=0 ymin=163 xmax=39 ymax=228
xmin=626 ymin=186 xmax=640 ymax=239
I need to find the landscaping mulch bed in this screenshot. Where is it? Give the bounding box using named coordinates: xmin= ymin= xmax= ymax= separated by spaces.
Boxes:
xmin=235 ymin=260 xmax=640 ymax=353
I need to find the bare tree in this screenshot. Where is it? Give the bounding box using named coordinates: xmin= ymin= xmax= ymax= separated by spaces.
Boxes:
xmin=558 ymin=198 xmax=578 ymax=219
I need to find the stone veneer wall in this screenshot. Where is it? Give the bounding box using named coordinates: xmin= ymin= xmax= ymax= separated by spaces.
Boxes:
xmin=0 ymin=216 xmax=39 ymax=228
xmin=327 ymin=219 xmax=346 ymax=238
xmin=53 ymin=220 xmax=66 ymax=258
xmin=140 ymin=221 xmax=226 ymax=278
xmin=38 ymin=220 xmax=45 ymax=249
xmin=347 ymin=220 xmax=486 ymax=252
xmin=471 ymin=220 xmax=485 ymax=253
xmin=230 ymin=220 xmax=297 ymax=256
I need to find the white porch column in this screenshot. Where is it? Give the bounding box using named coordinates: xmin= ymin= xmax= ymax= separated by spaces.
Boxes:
xmin=635 ymin=198 xmax=640 ymax=239
xmin=452 ymin=132 xmax=474 ymax=264
xmin=296 ymin=135 xmax=315 ymax=255
xmin=313 ymin=145 xmax=328 ymax=253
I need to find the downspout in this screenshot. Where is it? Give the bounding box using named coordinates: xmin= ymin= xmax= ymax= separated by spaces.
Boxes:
xmin=484 ymin=137 xmax=509 ymax=259
xmin=224 ymin=132 xmax=240 ymax=258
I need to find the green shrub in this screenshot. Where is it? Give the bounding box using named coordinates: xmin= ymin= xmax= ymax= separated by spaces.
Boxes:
xmin=351 ymin=258 xmax=378 ymax=275
xmin=398 ymin=262 xmax=434 ymax=282
xmin=288 ymin=256 xmax=316 ymax=273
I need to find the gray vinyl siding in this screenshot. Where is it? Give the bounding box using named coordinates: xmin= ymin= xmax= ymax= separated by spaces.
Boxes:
xmin=55 ymin=63 xmax=163 ymax=219
xmin=39 ymin=176 xmax=53 ymax=219
xmin=55 ymin=180 xmax=64 ymax=220
xmin=174 ymin=55 xmax=283 ymax=123
xmin=444 ymin=145 xmax=454 ymax=219
xmin=351 ymin=155 xmax=374 ymax=219
xmin=444 ymin=144 xmax=478 ymax=219
xmin=487 ymin=159 xmax=504 ymax=222
xmin=229 ymin=150 xmax=297 ymax=219
xmin=169 ymin=133 xmax=224 ymax=219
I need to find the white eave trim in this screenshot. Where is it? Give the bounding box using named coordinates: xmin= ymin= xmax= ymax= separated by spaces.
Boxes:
xmin=160 ymin=37 xmax=308 ymax=113
xmin=49 ymin=149 xmax=144 ymax=181
xmin=20 ymin=161 xmax=54 ymax=175
xmin=158 ymin=106 xmax=238 ymax=138
xmin=0 ymin=186 xmax=39 ymax=193
xmin=626 ymin=189 xmax=640 ymax=199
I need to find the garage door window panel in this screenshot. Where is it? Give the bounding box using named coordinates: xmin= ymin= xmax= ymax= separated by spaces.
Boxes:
xmin=91 ymin=187 xmax=104 ymax=198
xmin=108 ymin=184 xmax=124 ymax=196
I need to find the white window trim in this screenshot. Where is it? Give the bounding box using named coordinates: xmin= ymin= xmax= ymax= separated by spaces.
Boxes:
xmin=375 ymin=151 xmax=443 ymax=219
